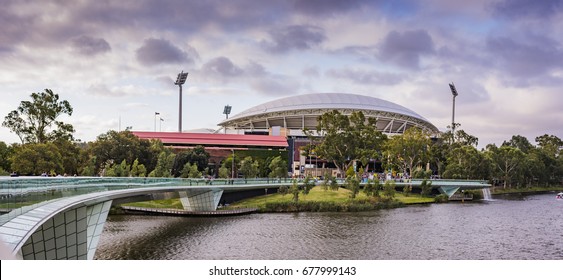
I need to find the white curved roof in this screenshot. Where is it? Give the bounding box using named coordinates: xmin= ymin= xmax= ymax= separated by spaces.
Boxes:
xmin=227 ymin=93 xmax=430 ymax=123
xmin=219 ymin=93 xmax=437 ymax=131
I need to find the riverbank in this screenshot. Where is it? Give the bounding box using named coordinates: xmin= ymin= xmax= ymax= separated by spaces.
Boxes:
xmin=490 ymin=185 xmax=563 ymax=195
xmin=122 ymin=186 xmax=436 ymax=213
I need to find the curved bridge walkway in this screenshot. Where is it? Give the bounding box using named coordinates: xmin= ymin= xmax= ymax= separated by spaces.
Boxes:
xmin=0 ymin=177 xmax=489 ymax=260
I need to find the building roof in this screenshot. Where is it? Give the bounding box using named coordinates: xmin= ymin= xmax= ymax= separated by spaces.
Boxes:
xmin=132 ymin=131 xmax=288 ymax=148
xmin=225 ymin=93 xmax=429 ymax=123
xmin=219 ymin=92 xmax=439 ymax=134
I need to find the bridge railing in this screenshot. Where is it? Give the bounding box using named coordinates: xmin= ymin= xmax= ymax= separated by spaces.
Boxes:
xmin=0 ymin=176 xmax=300 ymax=224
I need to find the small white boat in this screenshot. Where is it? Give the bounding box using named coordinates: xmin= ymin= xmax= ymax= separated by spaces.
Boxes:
xmin=557 ymin=192 xmax=563 ymax=199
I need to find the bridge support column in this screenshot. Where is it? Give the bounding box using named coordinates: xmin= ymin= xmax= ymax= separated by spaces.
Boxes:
xmin=18 ymin=200 xmax=112 ymax=260
xmin=178 ymin=190 xmax=223 ymax=211
xmin=438 ymin=186 xmax=460 ymax=198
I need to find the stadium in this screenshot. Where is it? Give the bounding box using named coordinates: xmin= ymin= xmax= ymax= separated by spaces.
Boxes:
xmin=218 ymin=92 xmax=439 ymax=136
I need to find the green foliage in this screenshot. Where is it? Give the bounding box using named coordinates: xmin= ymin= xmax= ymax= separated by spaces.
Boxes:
xmin=383 ymin=180 xmax=396 ymax=198
xmin=239 ymin=156 xmax=259 ymax=178
xmin=278 ymin=185 xmax=289 ymax=196
xmin=384 ymin=127 xmax=431 ymax=177
xmin=172 ymin=146 xmax=209 ymax=177
xmin=268 ymin=156 xmax=288 ymax=178
xmin=180 ymin=162 xmax=201 ymax=178
xmin=420 ymin=179 xmax=432 ymax=197
xmin=87 ymin=130 xmax=158 ymax=175
xmin=0 ymin=141 xmax=12 ymax=172
xmin=10 ymin=143 xmax=64 ymax=175
xmin=130 ymin=158 xmax=146 ymax=177
xmin=290 ymin=180 xmax=300 ymax=203
xmin=362 ymin=178 xmax=381 ymax=197
xmin=2 ymin=89 xmax=74 ymax=144
xmin=218 ymin=166 xmax=229 ymax=178
xmin=302 ymin=175 xmax=315 ymax=195
xmin=313 ymin=110 xmax=387 ymax=177
xmin=434 ymin=194 xmax=449 ymax=203
xmin=346 ymin=175 xmax=360 ymax=198
xmin=402 ymin=184 xmax=412 ymax=197
xmin=148 ymin=149 xmax=175 ymax=177
xmin=346 ymin=165 xmax=356 ymax=178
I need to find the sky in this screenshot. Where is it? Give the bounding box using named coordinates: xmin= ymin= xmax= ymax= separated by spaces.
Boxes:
xmin=1 ymin=0 xmax=562 ymax=148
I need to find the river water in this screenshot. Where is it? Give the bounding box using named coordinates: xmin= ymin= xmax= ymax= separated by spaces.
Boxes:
xmin=95 ymin=193 xmax=563 ymax=260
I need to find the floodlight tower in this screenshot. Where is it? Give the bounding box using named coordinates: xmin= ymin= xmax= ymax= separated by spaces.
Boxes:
xmin=223 ymin=105 xmax=232 ymax=134
xmin=449 ymin=82 xmax=459 ymax=135
xmin=175 ymin=71 xmax=189 ymax=132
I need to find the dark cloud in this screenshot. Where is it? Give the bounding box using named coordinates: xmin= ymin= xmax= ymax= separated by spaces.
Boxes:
xmin=71 ymin=35 xmax=111 ymax=56
xmin=201 ymin=57 xmax=244 ymax=78
xmin=262 ymin=25 xmax=326 ymax=53
xmin=326 ymin=68 xmax=403 ymax=85
xmin=136 ymin=38 xmax=197 ymax=66
xmin=486 ymin=35 xmax=563 ymax=86
xmin=378 ymin=29 xmax=434 ymax=69
xmin=291 ymin=0 xmax=371 ymax=16
xmin=492 ymin=0 xmax=563 ymax=19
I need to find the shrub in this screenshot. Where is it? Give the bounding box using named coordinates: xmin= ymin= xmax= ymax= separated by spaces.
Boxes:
xmin=434 ymin=194 xmax=449 ymax=203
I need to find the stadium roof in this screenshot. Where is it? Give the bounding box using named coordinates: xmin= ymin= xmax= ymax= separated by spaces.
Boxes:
xmin=219 ymin=93 xmax=439 ymax=134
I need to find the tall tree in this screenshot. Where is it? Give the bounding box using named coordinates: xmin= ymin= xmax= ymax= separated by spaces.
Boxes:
xmin=239 ymin=156 xmax=259 ymax=178
xmin=313 ymin=110 xmax=386 ymax=177
xmin=384 ymin=127 xmax=431 ymax=177
xmin=268 ymin=156 xmax=288 ymax=178
xmin=2 ymin=89 xmax=74 ymax=143
xmin=485 ymin=145 xmax=526 ymax=188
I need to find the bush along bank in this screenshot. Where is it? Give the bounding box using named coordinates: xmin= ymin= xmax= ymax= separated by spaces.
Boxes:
xmin=253 ymin=198 xmax=404 ymax=213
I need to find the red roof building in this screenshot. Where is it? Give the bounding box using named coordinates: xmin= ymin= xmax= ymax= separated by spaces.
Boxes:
xmin=131 ymin=131 xmax=288 ymax=150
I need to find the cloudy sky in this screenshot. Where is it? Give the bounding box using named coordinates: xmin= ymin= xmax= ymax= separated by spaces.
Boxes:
xmin=1 ymin=0 xmax=562 ymax=148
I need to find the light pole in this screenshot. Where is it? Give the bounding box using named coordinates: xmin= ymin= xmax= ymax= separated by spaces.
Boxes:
xmin=231 ymin=149 xmax=235 ymax=179
xmin=159 ymin=117 xmax=164 ymax=132
xmin=449 ymin=82 xmax=459 ymax=135
xmin=154 ymin=112 xmax=160 ymax=132
xmin=175 ymin=71 xmax=189 ymax=132
xmin=223 ymin=105 xmax=232 ymax=134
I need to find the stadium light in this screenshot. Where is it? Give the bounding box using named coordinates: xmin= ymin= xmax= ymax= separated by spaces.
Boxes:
xmin=223 ymin=105 xmax=232 ymax=119
xmin=449 ymin=82 xmax=459 ymax=135
xmin=175 ymin=71 xmax=189 ymax=132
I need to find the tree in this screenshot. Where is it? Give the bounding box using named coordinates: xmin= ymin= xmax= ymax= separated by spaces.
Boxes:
xmin=172 ymin=146 xmax=209 ymax=177
xmin=218 ymin=166 xmax=230 ymax=178
xmin=383 ymin=180 xmax=396 ymax=198
xmin=443 ymin=145 xmax=491 ymax=180
xmin=180 ymin=162 xmax=202 ymax=178
xmin=239 ymin=156 xmax=259 ymax=178
xmin=384 ymin=127 xmax=431 ymax=177
xmin=86 ymin=130 xmax=158 ymax=175
xmin=148 ymin=149 xmax=175 ymax=177
xmin=130 ymin=158 xmax=147 ymax=177
xmin=485 ymin=145 xmax=526 ymax=188
xmin=313 ymin=110 xmax=386 ymax=177
xmin=2 ymin=89 xmax=74 ymax=143
xmin=503 ymin=135 xmax=533 ymax=154
xmin=10 ymin=143 xmax=63 ymax=175
xmin=0 ymin=141 xmax=12 ymax=172
xmin=346 ymin=175 xmax=360 ymax=198
xmin=268 ymin=156 xmax=288 ymax=178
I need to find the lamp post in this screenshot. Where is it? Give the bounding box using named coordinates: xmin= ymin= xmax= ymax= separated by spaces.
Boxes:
xmin=175 ymin=71 xmax=189 ymax=132
xmin=159 ymin=118 xmax=164 ymax=132
xmin=223 ymin=105 xmax=232 ymax=134
xmin=154 ymin=112 xmax=160 ymax=132
xmin=231 ymin=149 xmax=235 ymax=179
xmin=449 ymin=82 xmax=459 ymax=136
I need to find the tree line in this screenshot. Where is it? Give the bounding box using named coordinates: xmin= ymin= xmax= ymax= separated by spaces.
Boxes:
xmin=305 ymin=110 xmax=562 ymax=189
xmin=0 ymin=89 xmax=287 ymax=179
xmin=2 ymin=90 xmax=562 ymax=189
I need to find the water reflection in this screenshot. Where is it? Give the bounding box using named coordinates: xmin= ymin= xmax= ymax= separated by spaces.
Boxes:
xmin=96 ymin=194 xmax=563 ymax=260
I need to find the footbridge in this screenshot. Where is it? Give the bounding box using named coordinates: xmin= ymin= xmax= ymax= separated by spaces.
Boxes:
xmin=0 ymin=177 xmax=489 ymax=260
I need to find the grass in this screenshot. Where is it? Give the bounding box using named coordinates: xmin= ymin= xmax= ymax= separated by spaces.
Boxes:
xmin=122 ymin=187 xmax=436 ymax=212
xmin=491 ymin=185 xmax=563 ymax=195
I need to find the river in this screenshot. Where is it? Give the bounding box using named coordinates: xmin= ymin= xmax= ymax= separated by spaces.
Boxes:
xmin=95 ymin=193 xmax=563 ymax=260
